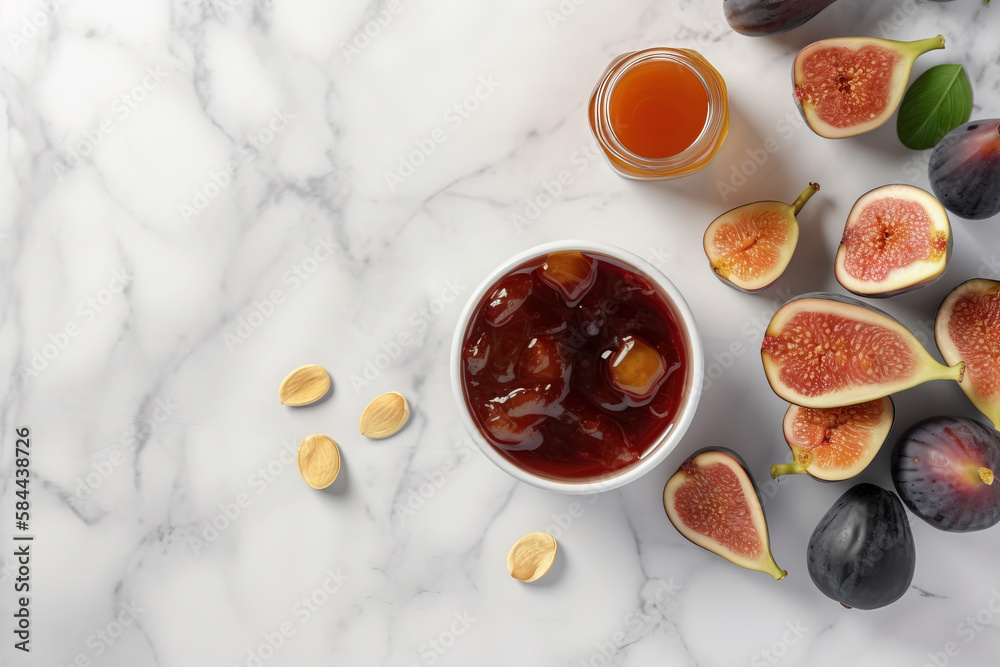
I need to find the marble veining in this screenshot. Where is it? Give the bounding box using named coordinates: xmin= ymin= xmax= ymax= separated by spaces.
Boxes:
xmin=2 ymin=1 xmax=1000 ymax=666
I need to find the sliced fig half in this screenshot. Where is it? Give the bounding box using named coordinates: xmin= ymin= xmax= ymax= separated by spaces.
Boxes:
xmin=704 ymin=183 xmax=820 ymax=292
xmin=762 ymin=295 xmax=965 ymax=408
xmin=772 ymin=397 xmax=894 ymax=481
xmin=891 ymin=416 xmax=1000 ymax=533
xmin=835 ymin=185 xmax=951 ymax=297
xmin=794 ymin=35 xmax=945 ymax=139
xmin=936 ymin=279 xmax=1000 ymax=429
xmin=664 ymin=448 xmax=786 ymax=580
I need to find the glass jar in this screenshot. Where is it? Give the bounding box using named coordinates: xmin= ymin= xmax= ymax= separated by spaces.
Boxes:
xmin=589 ymin=47 xmax=729 ymax=180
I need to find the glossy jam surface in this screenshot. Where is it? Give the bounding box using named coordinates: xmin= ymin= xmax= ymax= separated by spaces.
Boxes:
xmin=609 ymin=59 xmax=709 ymax=159
xmin=460 ymin=251 xmax=688 ymax=481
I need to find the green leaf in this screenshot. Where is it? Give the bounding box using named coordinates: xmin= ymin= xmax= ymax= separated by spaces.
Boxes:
xmin=897 ymin=64 xmax=973 ymax=151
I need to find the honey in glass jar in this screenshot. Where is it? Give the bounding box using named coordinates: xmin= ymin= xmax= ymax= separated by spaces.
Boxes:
xmin=589 ymin=48 xmax=729 ymax=180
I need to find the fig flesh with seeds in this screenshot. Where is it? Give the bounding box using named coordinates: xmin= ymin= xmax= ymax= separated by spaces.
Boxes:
xmin=761 ymin=294 xmax=965 ymax=408
xmin=835 ymin=185 xmax=951 ymax=297
xmin=936 ymin=279 xmax=1000 ymax=429
xmin=704 ymin=183 xmax=819 ymax=292
xmin=664 ymin=448 xmax=786 ymax=580
xmin=772 ymin=397 xmax=894 ymax=481
xmin=794 ymin=35 xmax=945 ymax=139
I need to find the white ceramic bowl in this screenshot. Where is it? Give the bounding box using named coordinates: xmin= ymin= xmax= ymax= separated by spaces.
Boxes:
xmin=450 ymin=240 xmax=704 ymax=494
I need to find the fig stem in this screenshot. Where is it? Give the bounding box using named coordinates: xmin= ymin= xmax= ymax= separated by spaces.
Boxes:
xmin=901 ymin=35 xmax=946 ymax=58
xmin=771 ymin=462 xmax=807 ymax=478
xmin=925 ymin=360 xmax=966 ymax=384
xmin=980 ymin=468 xmax=995 ymax=486
xmin=790 ymin=182 xmax=821 ymax=216
xmin=766 ymin=558 xmax=788 ymax=581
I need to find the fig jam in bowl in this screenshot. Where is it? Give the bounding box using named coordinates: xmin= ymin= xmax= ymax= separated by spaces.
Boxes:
xmin=451 ymin=240 xmax=704 ymax=494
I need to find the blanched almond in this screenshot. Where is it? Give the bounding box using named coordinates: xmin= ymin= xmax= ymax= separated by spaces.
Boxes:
xmin=297 ymin=434 xmax=341 ymax=489
xmin=279 ymin=364 xmax=331 ymax=406
xmin=359 ymin=392 xmax=410 ymax=439
xmin=507 ymin=532 xmax=558 ymax=582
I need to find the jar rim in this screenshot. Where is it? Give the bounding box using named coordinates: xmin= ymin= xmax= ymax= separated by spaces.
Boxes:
xmin=590 ymin=47 xmax=728 ymax=176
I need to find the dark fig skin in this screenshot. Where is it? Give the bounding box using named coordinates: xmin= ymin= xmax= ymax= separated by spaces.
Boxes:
xmin=929 ymin=120 xmax=1000 ymax=220
xmin=724 ymin=0 xmax=838 ymax=36
xmin=892 ymin=417 xmax=1000 ymax=532
xmin=807 ymin=483 xmax=915 ymax=610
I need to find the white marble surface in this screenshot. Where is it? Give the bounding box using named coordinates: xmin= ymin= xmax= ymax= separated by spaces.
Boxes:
xmin=2 ymin=0 xmax=1000 ymax=665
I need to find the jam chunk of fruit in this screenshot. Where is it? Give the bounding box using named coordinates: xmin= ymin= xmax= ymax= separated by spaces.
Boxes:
xmin=464 ymin=327 xmax=491 ymax=376
xmin=490 ymin=322 xmax=529 ymax=383
xmin=482 ymin=402 xmax=544 ymax=450
xmin=519 ymin=337 xmax=568 ymax=381
xmin=484 ymin=273 xmax=533 ymax=326
xmin=498 ymin=381 xmax=568 ymax=418
xmin=536 ymin=251 xmax=597 ymax=306
xmin=607 ymin=335 xmax=667 ymax=401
